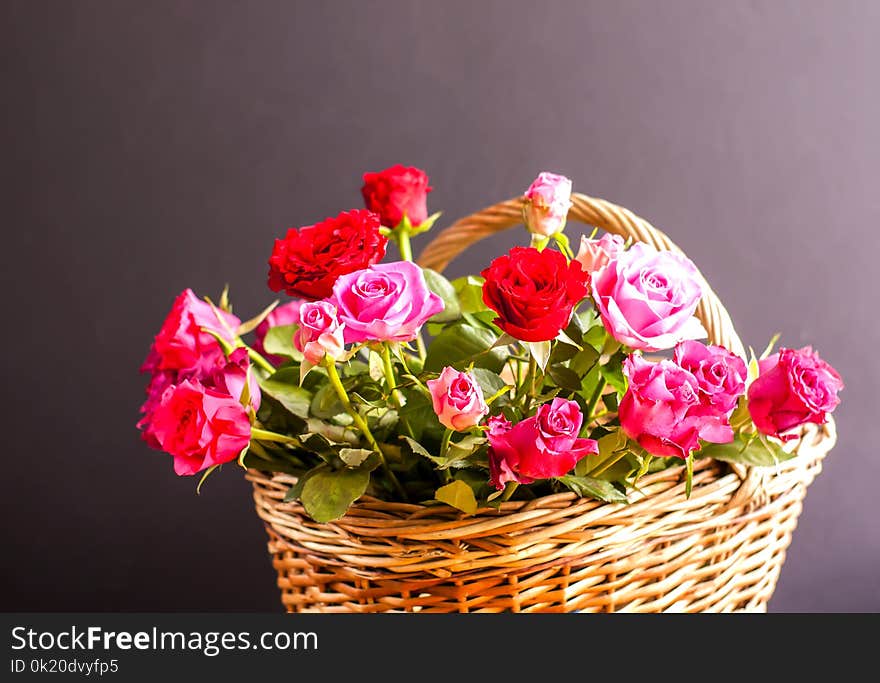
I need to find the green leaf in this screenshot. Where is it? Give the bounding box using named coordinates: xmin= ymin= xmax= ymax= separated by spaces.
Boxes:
xmin=599 ymin=351 xmax=628 ymax=395
xmin=300 ymin=467 xmax=372 ymax=522
xmin=434 ymin=480 xmax=478 ymax=514
xmin=400 ymin=435 xmax=473 ymax=469
xmin=582 ymin=320 xmax=607 ymax=352
xmin=569 ymin=345 xmax=600 ymax=377
xmin=555 ymin=329 xmax=583 ymax=351
xmin=471 ymin=368 xmax=507 ymax=399
xmin=451 ymin=275 xmax=488 ymax=314
xmin=699 ymin=434 xmax=797 ymax=467
xmin=423 ymin=268 xmax=461 ymax=323
xmin=547 ymin=364 xmax=583 ymax=392
xmin=310 ymin=383 xmax=345 ymax=420
xmin=558 ymin=475 xmax=628 ymax=504
xmin=424 ymin=322 xmax=507 ymax=373
xmin=259 ymin=368 xmax=312 ymax=418
xmin=283 ymin=465 xmax=327 ymax=502
xmin=398 ymin=390 xmax=444 ymax=441
xmin=339 ymin=448 xmax=373 ymax=468
xmin=263 ymin=324 xmax=303 ymax=361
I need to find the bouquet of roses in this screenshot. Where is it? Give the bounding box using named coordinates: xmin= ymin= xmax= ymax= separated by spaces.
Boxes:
xmin=137 ymin=166 xmax=843 ymax=522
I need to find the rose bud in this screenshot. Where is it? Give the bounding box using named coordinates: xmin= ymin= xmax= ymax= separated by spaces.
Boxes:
xmin=427 ymin=367 xmax=489 ymax=431
xmin=293 ymin=301 xmax=346 ymax=365
xmin=523 ymin=172 xmax=573 ymax=238
xmin=361 ymin=164 xmax=432 ymax=229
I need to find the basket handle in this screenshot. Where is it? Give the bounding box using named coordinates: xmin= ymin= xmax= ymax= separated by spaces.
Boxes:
xmin=417 ymin=192 xmax=746 ymax=359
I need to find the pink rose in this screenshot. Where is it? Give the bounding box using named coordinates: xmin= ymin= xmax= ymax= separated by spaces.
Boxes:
xmin=329 ymin=261 xmax=444 ymax=343
xmin=487 ymin=398 xmax=598 ymax=489
xmin=523 ymin=172 xmax=573 ymax=237
xmin=142 ymin=289 xmax=241 ymax=376
xmin=674 ymin=340 xmax=746 ymax=414
xmin=593 ymin=242 xmax=707 ymax=351
xmin=211 ymin=347 xmax=261 ymax=411
xmin=293 ymin=301 xmax=346 ymax=365
xmin=747 ymin=347 xmax=843 ymax=441
xmin=254 ymin=300 xmax=302 ymax=365
xmin=147 ymin=380 xmax=252 ymax=476
xmin=427 ymin=367 xmax=489 ymax=431
xmin=574 ymin=233 xmax=625 ymax=274
xmin=619 ymin=355 xmax=733 ymax=459
xmin=137 ymin=370 xmax=176 ymax=448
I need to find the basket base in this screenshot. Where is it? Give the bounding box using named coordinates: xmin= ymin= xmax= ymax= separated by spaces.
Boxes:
xmin=250 ymin=424 xmax=832 ymax=613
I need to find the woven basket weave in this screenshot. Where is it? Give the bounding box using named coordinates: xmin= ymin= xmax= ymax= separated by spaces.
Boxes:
xmin=248 ymin=193 xmax=836 ymax=613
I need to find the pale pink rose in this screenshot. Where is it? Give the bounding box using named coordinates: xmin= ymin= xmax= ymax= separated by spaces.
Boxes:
xmin=674 ymin=341 xmax=745 ymax=415
xmin=253 ymin=300 xmax=302 ymax=365
xmin=293 ymin=301 xmax=346 ymax=365
xmin=593 ymin=242 xmax=707 ymax=351
xmin=575 ymin=233 xmax=625 ymax=274
xmin=523 ymin=172 xmax=573 ymax=237
xmin=748 ymin=347 xmax=843 ymax=441
xmin=619 ymin=355 xmax=733 ymax=459
xmin=329 ymin=261 xmax=443 ymax=343
xmin=427 ymin=367 xmax=489 ymax=431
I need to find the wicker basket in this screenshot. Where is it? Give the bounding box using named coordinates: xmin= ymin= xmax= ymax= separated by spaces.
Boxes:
xmin=247 ymin=193 xmax=837 ymax=613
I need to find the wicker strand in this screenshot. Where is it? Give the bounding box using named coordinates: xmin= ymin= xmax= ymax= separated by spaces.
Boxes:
xmin=250 ymin=194 xmax=837 ymax=612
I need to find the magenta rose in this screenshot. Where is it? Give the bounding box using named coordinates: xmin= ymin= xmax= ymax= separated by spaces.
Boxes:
xmin=593 ymin=242 xmax=707 ymax=351
xmin=210 ymin=347 xmax=261 ymax=411
xmin=747 ymin=347 xmax=843 ymax=441
xmin=523 ymin=171 xmax=573 ymax=237
xmin=427 ymin=367 xmax=489 ymax=431
xmin=620 ymin=354 xmax=734 ymax=459
xmin=142 ymin=289 xmax=241 ymax=377
xmin=329 ymin=261 xmax=443 ymax=343
xmin=674 ymin=340 xmax=746 ymax=414
xmin=294 ymin=301 xmax=346 ymax=365
xmin=254 ymin=300 xmax=302 ymax=365
xmin=574 ymin=233 xmax=625 ymax=274
xmin=147 ymin=380 xmax=252 ymax=476
xmin=487 ymin=398 xmax=598 ymax=490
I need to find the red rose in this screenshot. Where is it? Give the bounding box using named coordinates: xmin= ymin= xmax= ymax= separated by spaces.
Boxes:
xmin=147 ymin=380 xmax=252 ymax=476
xmin=487 ymin=399 xmax=598 ymax=490
xmin=267 ymin=209 xmax=387 ymax=300
xmin=747 ymin=347 xmax=843 ymax=441
xmin=481 ymin=247 xmax=589 ymax=342
xmin=361 ymin=165 xmax=432 ymax=228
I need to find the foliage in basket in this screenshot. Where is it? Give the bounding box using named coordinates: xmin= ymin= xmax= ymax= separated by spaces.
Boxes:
xmin=137 ymin=167 xmax=843 ymax=522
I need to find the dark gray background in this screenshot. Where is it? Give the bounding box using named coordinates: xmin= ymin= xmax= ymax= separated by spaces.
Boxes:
xmin=2 ymin=0 xmax=877 ymax=612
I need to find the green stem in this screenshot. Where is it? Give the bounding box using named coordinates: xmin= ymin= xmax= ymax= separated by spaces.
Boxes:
xmin=440 ymin=428 xmax=453 ymax=459
xmin=522 ymin=353 xmax=538 ymax=413
xmin=414 ymin=333 xmax=427 ymax=362
xmin=396 ymin=227 xmax=414 ymax=262
xmin=251 ymin=427 xmax=300 ymax=445
xmin=500 ymin=482 xmax=519 ymax=502
xmin=323 ymin=358 xmax=408 ymax=501
xmin=382 ymin=345 xmax=415 ymax=439
xmin=245 ymin=345 xmax=277 ymax=374
xmin=588 ymin=449 xmax=628 ymax=478
xmin=585 ymin=376 xmax=607 ymax=422
xmin=381 ymin=344 xmax=404 ymax=408
xmin=398 ymin=352 xmax=430 ymax=395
